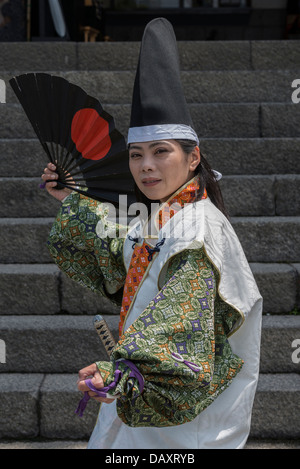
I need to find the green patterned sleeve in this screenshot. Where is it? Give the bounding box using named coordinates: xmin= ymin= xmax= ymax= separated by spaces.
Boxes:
xmin=96 ymin=248 xmax=244 ymax=427
xmin=47 ymin=192 xmax=127 ymax=305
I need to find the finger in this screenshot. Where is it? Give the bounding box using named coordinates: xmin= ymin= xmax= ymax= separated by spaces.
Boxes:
xmin=48 ymin=163 xmax=56 ymax=170
xmin=91 ymin=371 xmax=104 ymax=389
xmin=44 ymin=171 xmax=58 ymax=179
xmin=78 ymin=363 xmax=98 ymax=381
xmin=77 ymin=371 xmax=104 ymax=393
xmin=46 ymin=181 xmax=58 ymax=189
xmin=77 ymin=380 xmax=92 ymax=392
xmin=44 ymin=166 xmax=56 ymax=174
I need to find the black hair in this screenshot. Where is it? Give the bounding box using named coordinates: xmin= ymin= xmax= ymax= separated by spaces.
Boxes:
xmin=176 ymin=139 xmax=229 ymax=219
xmin=131 ymin=139 xmax=229 ymax=219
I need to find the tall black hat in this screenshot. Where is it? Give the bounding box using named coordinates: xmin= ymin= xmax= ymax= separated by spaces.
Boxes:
xmin=127 ymin=18 xmax=199 ymax=145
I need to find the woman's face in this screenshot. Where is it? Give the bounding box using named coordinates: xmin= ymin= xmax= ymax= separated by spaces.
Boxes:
xmin=129 ymin=140 xmax=200 ymax=202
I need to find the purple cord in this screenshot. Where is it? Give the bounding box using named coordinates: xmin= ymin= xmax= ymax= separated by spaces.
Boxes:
xmin=171 ymin=352 xmax=201 ymax=373
xmin=75 ymin=360 xmax=144 ymax=417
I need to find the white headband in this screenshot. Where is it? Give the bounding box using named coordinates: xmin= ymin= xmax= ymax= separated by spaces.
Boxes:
xmin=127 ymin=124 xmax=200 ymax=146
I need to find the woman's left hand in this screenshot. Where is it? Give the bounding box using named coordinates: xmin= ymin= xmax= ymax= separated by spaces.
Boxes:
xmin=77 ymin=363 xmax=115 ymax=404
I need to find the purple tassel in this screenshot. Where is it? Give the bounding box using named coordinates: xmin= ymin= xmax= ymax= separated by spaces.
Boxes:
xmin=75 ymin=361 xmax=144 ymax=417
xmin=75 ymin=392 xmax=90 ymax=417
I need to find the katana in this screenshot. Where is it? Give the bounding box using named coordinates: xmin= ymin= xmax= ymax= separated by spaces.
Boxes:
xmin=93 ymin=315 xmax=116 ymax=357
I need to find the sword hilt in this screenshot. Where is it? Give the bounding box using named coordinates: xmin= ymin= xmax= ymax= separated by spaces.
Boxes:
xmin=93 ymin=315 xmax=116 ymax=357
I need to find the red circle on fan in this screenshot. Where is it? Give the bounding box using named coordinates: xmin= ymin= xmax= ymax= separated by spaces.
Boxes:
xmin=71 ymin=108 xmax=112 ymax=160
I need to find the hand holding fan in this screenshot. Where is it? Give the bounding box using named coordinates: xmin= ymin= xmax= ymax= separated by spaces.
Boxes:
xmin=9 ymin=73 xmax=135 ymax=207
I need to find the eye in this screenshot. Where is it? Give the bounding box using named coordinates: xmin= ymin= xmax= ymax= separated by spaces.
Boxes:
xmin=155 ymin=148 xmax=168 ymax=155
xmin=129 ymin=152 xmax=142 ymax=159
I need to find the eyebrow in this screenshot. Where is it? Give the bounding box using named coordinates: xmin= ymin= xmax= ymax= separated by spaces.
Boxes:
xmin=129 ymin=141 xmax=171 ymax=150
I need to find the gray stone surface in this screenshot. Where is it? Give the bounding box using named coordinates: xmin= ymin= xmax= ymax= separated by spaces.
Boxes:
xmin=40 ymin=374 xmax=99 ymax=439
xmin=61 ymin=274 xmax=120 ymax=316
xmin=0 ymin=374 xmax=44 ymax=439
xmin=0 ymin=264 xmax=60 ymax=315
xmin=0 ymin=440 xmax=89 ymax=449
xmin=0 ymin=103 xmax=261 ymax=140
xmin=0 ymin=38 xmax=299 ymax=444
xmin=0 ymin=104 xmax=34 ymax=139
xmin=292 ymin=263 xmax=300 ymax=310
xmin=220 ymin=175 xmax=275 ymax=217
xmin=251 ymin=40 xmax=300 ymax=70
xmin=250 ymin=264 xmax=298 ymax=314
xmin=1 ymin=138 xmax=300 ymax=179
xmin=77 ymin=42 xmax=139 ymax=71
xmin=2 ymin=174 xmax=295 ymax=218
xmin=262 ymin=104 xmax=300 ymax=138
xmin=275 ymin=175 xmax=300 ymax=216
xmin=0 ymin=218 xmax=54 ymax=263
xmin=177 ymin=41 xmax=251 ymax=71
xmin=182 ymin=70 xmax=295 ymax=104
xmin=0 ymin=41 xmax=253 ymax=73
xmin=200 ymin=138 xmax=300 ymax=176
xmin=260 ymin=315 xmax=300 ymax=373
xmin=1 ymin=216 xmax=299 ymax=264
xmin=0 ymin=315 xmax=119 ymax=373
xmin=245 ymin=439 xmax=300 ymax=449
xmin=251 ymin=373 xmax=300 ymax=439
xmin=1 ymin=315 xmax=299 ymax=374
xmin=1 ymin=262 xmax=298 ymax=315
xmin=0 ymin=139 xmax=47 ymax=177
xmin=2 ymin=40 xmax=300 ymax=73
xmin=231 ymin=216 xmax=300 ymax=263
xmin=0 ymin=178 xmax=61 ymax=218
xmin=189 ymin=103 xmax=260 ymax=138
xmin=1 ymin=372 xmax=298 ymax=441
xmin=0 ymin=42 xmax=78 ymax=72
xmin=0 ymin=439 xmax=299 ymax=449
xmin=4 ymin=70 xmax=296 ymax=105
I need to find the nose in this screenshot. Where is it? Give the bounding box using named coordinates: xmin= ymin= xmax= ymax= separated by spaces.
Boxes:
xmin=140 ymin=154 xmax=155 ymax=172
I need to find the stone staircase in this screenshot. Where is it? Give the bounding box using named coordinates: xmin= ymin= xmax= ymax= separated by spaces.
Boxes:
xmin=0 ymin=40 xmax=300 ymax=447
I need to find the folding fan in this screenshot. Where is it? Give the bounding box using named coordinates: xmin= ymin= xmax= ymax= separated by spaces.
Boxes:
xmin=9 ymin=73 xmax=136 ymax=207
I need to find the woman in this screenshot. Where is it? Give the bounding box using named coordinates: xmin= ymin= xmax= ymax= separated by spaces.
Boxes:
xmin=42 ymin=18 xmax=262 ymax=449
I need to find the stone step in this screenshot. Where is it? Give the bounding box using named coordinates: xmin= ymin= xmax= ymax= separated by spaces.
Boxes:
xmin=0 ymin=315 xmax=299 ymax=374
xmin=200 ymin=138 xmax=300 ymax=176
xmin=0 ymin=372 xmax=299 ymax=440
xmin=0 ymin=439 xmax=300 ymax=450
xmin=1 ymin=138 xmax=300 ymax=178
xmin=4 ymin=70 xmax=298 ymax=105
xmin=230 ymin=216 xmax=300 ymax=263
xmin=0 ymin=262 xmax=299 ymax=316
xmin=251 ymin=373 xmax=300 ymax=440
xmin=2 ymin=102 xmax=300 ymax=140
xmin=0 ymin=218 xmax=53 ymax=264
xmin=1 ymin=175 xmax=299 ymax=218
xmin=0 ymin=216 xmax=299 ymax=264
xmin=1 ymin=40 xmax=300 ymax=72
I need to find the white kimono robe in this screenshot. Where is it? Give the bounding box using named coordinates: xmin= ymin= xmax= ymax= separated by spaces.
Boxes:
xmin=87 ymin=197 xmax=262 ymax=449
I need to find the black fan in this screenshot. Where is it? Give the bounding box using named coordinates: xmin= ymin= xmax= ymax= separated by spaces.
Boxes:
xmin=9 ymin=73 xmax=135 ymax=207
